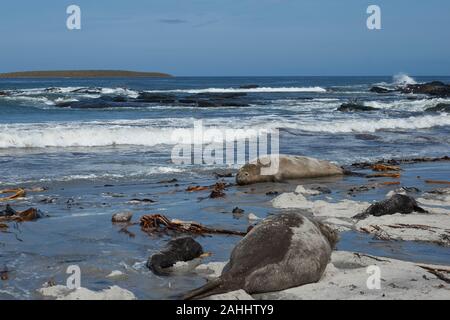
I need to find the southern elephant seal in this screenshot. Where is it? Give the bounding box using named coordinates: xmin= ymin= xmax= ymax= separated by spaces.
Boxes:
xmin=183 ymin=213 xmax=338 ymax=300
xmin=353 ymin=194 xmax=428 ymax=220
xmin=236 ymin=155 xmax=344 ymax=185
xmin=148 ymin=237 xmax=204 ymax=276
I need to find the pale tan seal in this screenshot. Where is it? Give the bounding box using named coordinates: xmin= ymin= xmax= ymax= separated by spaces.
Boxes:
xmin=236 ymin=155 xmax=344 ymax=185
xmin=183 ymin=213 xmax=338 ymax=300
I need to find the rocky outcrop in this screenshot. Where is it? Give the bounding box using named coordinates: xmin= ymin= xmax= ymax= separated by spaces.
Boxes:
xmin=136 ymin=93 xmax=176 ymax=103
xmin=399 ymin=81 xmax=450 ymax=97
xmin=425 ymin=103 xmax=450 ymax=112
xmin=56 ymin=98 xmax=143 ymax=109
xmin=369 ymin=86 xmax=393 ymax=94
xmin=337 ymin=103 xmax=378 ymax=112
xmin=239 ymin=84 xmax=259 ymax=89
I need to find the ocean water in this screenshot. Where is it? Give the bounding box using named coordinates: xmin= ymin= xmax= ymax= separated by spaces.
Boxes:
xmin=1 ymin=75 xmax=450 ymax=299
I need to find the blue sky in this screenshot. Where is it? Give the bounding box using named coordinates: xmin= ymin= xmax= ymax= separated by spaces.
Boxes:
xmin=0 ymin=0 xmax=449 ymax=76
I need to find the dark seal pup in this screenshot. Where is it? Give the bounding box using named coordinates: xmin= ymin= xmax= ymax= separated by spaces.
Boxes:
xmin=148 ymin=237 xmax=204 ymax=276
xmin=353 ymin=194 xmax=428 ymax=220
xmin=236 ymin=155 xmax=344 ymax=186
xmin=183 ymin=213 xmax=338 ymax=300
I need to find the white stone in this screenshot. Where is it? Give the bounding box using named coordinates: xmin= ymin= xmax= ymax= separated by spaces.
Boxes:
xmin=195 ymin=262 xmax=226 ymax=280
xmin=38 ymin=285 xmax=136 ymax=300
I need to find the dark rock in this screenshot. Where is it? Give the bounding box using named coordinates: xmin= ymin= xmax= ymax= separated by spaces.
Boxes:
xmin=353 ymin=194 xmax=427 ymax=219
xmin=0 ymin=91 xmax=8 ymax=96
xmin=100 ymin=95 xmax=128 ymax=102
xmin=425 ymin=103 xmax=450 ymax=112
xmin=147 ymin=237 xmax=203 ymax=275
xmin=178 ymin=99 xmax=198 ymax=104
xmin=369 ymin=86 xmax=392 ymax=94
xmin=197 ymin=99 xmax=249 ymax=108
xmin=71 ymin=87 xmax=102 ymax=94
xmin=266 ymin=191 xmax=279 ymax=196
xmin=39 ymin=197 xmax=57 ymax=204
xmin=338 ymin=103 xmax=378 ymax=112
xmin=232 ymin=207 xmax=245 ymax=214
xmin=129 ymin=198 xmax=155 ymax=203
xmin=56 ymin=99 xmax=140 ymax=109
xmin=136 ymin=93 xmax=176 ymax=103
xmin=348 ymin=185 xmax=374 ymax=194
xmin=44 ymin=87 xmax=60 ymax=93
xmin=219 ymin=101 xmax=250 ymax=107
xmin=239 ymin=84 xmax=259 ymax=89
xmin=311 ymin=186 xmax=332 ymax=194
xmin=399 ymin=81 xmax=450 ymax=97
xmin=0 ymin=204 xmax=17 ymax=217
xmin=355 ymin=134 xmax=380 ymax=141
xmin=158 ymin=178 xmax=178 ymax=184
xmin=194 ymin=93 xmax=247 ymax=100
xmin=197 ymin=100 xmax=218 ymax=108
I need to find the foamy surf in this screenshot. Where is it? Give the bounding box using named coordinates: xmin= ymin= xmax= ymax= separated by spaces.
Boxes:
xmin=143 ymin=86 xmax=327 ymax=94
xmin=0 ymin=120 xmax=267 ymax=148
xmin=393 ymin=73 xmax=417 ymax=86
xmin=295 ymin=114 xmax=450 ymax=133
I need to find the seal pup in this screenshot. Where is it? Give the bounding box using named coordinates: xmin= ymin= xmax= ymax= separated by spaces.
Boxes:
xmin=236 ymin=155 xmax=344 ymax=186
xmin=183 ymin=213 xmax=338 ymax=300
xmin=353 ymin=194 xmax=428 ymax=220
xmin=148 ymin=237 xmax=204 ymax=276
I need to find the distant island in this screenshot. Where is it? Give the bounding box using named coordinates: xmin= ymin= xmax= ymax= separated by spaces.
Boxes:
xmin=0 ymin=70 xmax=172 ymax=78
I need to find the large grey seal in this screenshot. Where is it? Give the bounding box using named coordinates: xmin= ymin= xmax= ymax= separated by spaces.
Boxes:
xmin=236 ymin=155 xmax=344 ymax=185
xmin=183 ymin=213 xmax=338 ymax=300
xmin=148 ymin=237 xmax=204 ymax=276
xmin=353 ymin=194 xmax=428 ymax=220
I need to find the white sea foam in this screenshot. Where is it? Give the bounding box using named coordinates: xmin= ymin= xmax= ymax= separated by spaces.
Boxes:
xmin=144 ymin=86 xmax=327 ymax=94
xmin=0 ymin=120 xmax=267 ymax=148
xmin=365 ymin=98 xmax=450 ymax=112
xmin=39 ymin=167 xmax=184 ymax=181
xmin=3 ymin=95 xmax=55 ymax=105
xmin=5 ymin=87 xmax=139 ymax=97
xmin=393 ymin=73 xmax=417 ymax=86
xmin=295 ymin=114 xmax=450 ymax=133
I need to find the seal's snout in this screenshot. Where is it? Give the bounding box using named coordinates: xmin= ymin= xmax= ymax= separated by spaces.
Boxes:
xmin=236 ymin=170 xmax=251 ymax=185
xmin=236 ymin=163 xmax=258 ymax=185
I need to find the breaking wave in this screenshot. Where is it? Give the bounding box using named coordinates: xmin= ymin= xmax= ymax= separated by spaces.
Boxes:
xmin=393 ymin=73 xmax=417 ymax=86
xmin=0 ymin=120 xmax=268 ymax=148
xmin=144 ymin=86 xmax=327 ymax=94
xmin=295 ymin=114 xmax=450 ymax=133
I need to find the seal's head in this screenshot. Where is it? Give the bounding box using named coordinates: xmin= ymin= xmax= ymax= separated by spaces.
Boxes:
xmin=315 ymin=222 xmax=339 ymax=249
xmin=236 ymin=163 xmax=262 ymax=185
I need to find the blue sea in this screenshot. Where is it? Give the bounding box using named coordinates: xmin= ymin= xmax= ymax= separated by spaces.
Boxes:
xmin=1 ymin=75 xmax=449 ymax=299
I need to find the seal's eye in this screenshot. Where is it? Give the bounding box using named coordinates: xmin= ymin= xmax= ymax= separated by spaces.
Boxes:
xmin=244 ymin=172 xmax=249 ymax=176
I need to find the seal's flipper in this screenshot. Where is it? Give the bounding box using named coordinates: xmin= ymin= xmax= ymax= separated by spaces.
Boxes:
xmin=183 ymin=278 xmax=224 ymax=300
xmin=413 ymin=205 xmax=428 ymax=214
xmin=352 ymin=211 xmax=369 ymax=220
